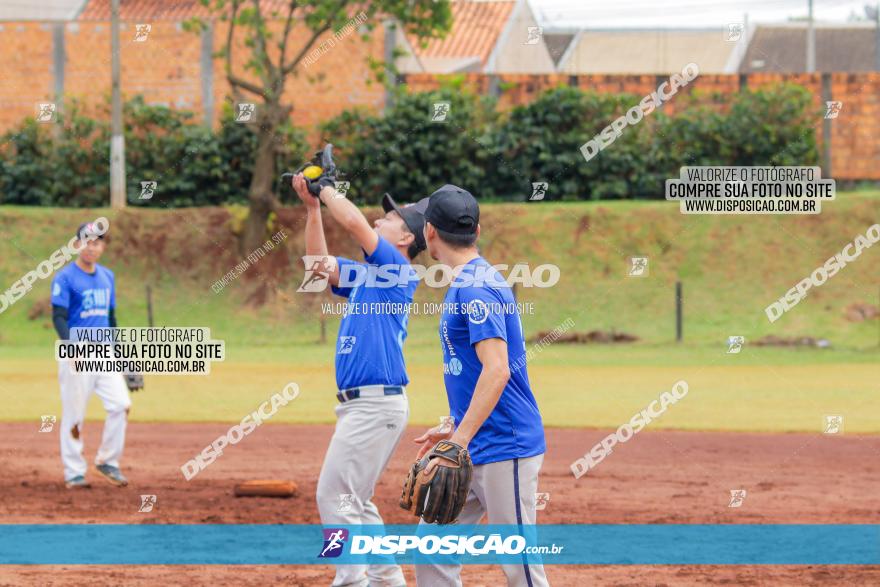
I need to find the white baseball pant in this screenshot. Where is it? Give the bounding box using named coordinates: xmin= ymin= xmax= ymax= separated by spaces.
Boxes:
xmin=317 ymin=392 xmax=409 ymax=587
xmin=58 ymin=359 xmax=131 ymax=480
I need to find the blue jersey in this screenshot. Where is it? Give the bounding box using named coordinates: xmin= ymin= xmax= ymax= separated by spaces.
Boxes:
xmin=331 ymin=237 xmax=418 ymax=390
xmin=439 ymin=257 xmax=545 ymax=465
xmin=51 ymin=262 xmax=116 ymax=340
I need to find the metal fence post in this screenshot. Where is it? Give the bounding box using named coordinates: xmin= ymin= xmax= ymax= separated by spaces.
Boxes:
xmin=146 ymin=285 xmax=154 ymax=327
xmin=200 ymin=21 xmax=214 ymax=126
xmin=675 ymin=281 xmax=683 ymax=342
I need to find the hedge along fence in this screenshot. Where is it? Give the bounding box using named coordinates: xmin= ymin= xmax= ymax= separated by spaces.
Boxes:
xmin=319 ymin=86 xmax=500 ymax=204
xmin=0 ymin=97 xmax=307 ymax=208
xmin=322 ymin=79 xmax=819 ymax=203
xmin=0 ymin=83 xmax=817 ymax=207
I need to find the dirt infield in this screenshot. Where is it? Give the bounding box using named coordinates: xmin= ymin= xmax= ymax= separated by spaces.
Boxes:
xmin=2 ymin=422 xmax=879 ymax=585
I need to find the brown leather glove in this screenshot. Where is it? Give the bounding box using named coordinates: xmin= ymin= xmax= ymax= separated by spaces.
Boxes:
xmin=400 ymin=440 xmax=472 ymax=525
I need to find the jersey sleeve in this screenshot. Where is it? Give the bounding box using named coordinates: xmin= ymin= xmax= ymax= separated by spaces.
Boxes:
xmin=51 ymin=272 xmax=70 ymax=309
xmin=331 ymin=256 xmax=360 ymax=298
xmin=365 ymin=236 xmax=406 ymax=266
xmin=458 ymin=285 xmax=508 ymax=346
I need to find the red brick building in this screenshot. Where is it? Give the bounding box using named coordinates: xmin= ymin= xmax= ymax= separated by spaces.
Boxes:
xmin=0 ymin=1 xmax=877 ymax=180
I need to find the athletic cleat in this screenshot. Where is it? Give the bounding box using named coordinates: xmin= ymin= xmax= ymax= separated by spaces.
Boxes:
xmin=95 ymin=464 xmax=128 ymax=487
xmin=64 ymin=475 xmax=91 ymax=489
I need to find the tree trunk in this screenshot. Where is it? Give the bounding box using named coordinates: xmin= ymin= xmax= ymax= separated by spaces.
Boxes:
xmin=242 ymin=102 xmax=286 ymax=253
xmin=242 ymin=118 xmax=276 ymax=255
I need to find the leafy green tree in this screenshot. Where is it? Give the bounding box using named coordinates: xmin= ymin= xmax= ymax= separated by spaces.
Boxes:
xmin=187 ymin=0 xmax=452 ymax=251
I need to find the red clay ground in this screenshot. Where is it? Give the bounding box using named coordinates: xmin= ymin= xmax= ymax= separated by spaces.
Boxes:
xmin=1 ymin=422 xmax=879 ymax=586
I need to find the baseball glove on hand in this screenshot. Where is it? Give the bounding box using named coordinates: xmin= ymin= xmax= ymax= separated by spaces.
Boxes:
xmin=124 ymin=372 xmax=144 ymax=392
xmin=400 ymin=441 xmax=472 ymax=525
xmin=293 ymin=143 xmax=338 ymax=197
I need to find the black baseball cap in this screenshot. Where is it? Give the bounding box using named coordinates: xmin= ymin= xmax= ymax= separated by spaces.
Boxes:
xmin=382 ymin=193 xmax=429 ymax=253
xmin=75 ymin=221 xmax=106 ymax=241
xmin=424 ymin=184 xmax=479 ymax=235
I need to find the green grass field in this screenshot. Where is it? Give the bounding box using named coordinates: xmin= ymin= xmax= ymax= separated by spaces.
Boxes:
xmin=3 ymin=343 xmax=878 ymax=432
xmin=1 ymin=196 xmax=878 ymax=432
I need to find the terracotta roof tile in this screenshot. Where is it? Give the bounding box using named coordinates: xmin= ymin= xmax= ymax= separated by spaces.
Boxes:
xmin=408 ymin=0 xmax=514 ymax=66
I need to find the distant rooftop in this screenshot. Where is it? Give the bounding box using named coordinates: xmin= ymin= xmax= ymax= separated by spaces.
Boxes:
xmin=741 ymin=24 xmax=880 ymax=72
xmin=407 ymin=1 xmax=515 ymax=68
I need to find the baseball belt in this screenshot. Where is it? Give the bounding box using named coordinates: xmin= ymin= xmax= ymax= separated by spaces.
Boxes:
xmin=337 ymin=385 xmax=405 ymax=403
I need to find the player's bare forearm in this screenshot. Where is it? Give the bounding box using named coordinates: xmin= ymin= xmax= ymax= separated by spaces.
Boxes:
xmin=318 ymin=186 xmax=379 ymax=256
xmin=303 ymin=207 xmax=339 ymax=287
xmin=292 ymin=175 xmax=339 ymax=286
xmin=450 ymin=372 xmax=507 ymax=447
xmin=449 ymin=338 xmax=510 ymax=447
xmin=304 ymin=206 xmax=329 ymax=257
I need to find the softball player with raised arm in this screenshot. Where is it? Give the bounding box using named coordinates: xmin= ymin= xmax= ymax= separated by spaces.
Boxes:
xmin=415 ymin=185 xmax=549 ymax=587
xmin=292 ymin=169 xmax=428 ymax=587
xmin=51 ymin=222 xmax=131 ymax=489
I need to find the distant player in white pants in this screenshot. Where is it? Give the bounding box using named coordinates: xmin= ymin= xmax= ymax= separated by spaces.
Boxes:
xmin=51 ymin=221 xmax=131 ymax=489
xmin=414 ymin=185 xmax=549 ymax=587
xmin=292 ymin=172 xmax=428 ymax=587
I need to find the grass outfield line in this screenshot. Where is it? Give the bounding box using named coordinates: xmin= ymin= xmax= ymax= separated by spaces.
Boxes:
xmin=3 ymin=345 xmax=878 ymax=433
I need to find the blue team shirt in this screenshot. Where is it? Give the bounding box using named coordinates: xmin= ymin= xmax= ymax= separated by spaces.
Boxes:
xmin=51 ymin=263 xmax=116 ymax=340
xmin=331 ymin=237 xmax=418 ymax=390
xmin=439 ymin=257 xmax=545 ymax=465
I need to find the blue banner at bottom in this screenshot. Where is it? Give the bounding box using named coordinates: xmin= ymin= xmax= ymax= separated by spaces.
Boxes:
xmin=0 ymin=524 xmax=877 ymax=565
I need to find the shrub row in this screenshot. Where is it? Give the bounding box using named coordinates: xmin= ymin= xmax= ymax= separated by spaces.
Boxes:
xmin=0 ymin=97 xmax=305 ymax=208
xmin=0 ymin=83 xmax=818 ymax=207
xmin=321 ymin=81 xmax=819 ymax=203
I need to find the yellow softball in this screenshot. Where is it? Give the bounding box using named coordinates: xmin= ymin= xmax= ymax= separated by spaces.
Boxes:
xmin=302 ymin=165 xmax=323 ymax=179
